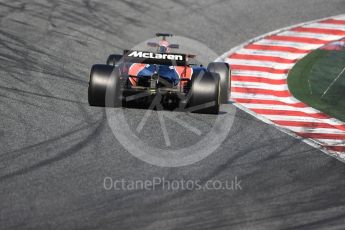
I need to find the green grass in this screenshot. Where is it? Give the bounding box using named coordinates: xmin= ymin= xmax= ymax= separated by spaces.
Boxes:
xmin=288 ymin=48 xmax=345 ymax=122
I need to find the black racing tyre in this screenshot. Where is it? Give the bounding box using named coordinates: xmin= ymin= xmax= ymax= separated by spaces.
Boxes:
xmin=106 ymin=54 xmax=123 ymax=66
xmin=88 ymin=64 xmax=121 ymax=107
xmin=187 ymin=70 xmax=220 ymax=114
xmin=207 ymin=62 xmax=230 ymax=104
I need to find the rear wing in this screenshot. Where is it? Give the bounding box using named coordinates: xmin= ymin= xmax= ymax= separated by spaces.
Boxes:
xmin=123 ymin=50 xmax=188 ymax=66
xmin=156 ymin=33 xmax=173 ymax=38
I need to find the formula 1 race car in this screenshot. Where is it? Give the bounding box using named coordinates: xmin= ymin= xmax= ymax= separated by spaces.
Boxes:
xmin=88 ymin=33 xmax=231 ymax=114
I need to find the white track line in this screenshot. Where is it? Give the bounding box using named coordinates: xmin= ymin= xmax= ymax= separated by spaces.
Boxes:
xmin=315 ymin=139 xmax=345 ymax=145
xmin=232 ymin=82 xmax=289 ymax=90
xmin=227 ymin=59 xmax=295 ymax=69
xmin=254 ymin=39 xmax=324 ymax=49
xmin=234 ymin=49 xmax=305 ymax=59
xmin=239 ymin=103 xmax=327 ymax=113
xmin=279 ymin=31 xmax=343 ymax=40
xmin=287 ymin=127 xmax=345 ymax=134
xmin=321 ymin=66 xmax=345 ymax=98
xmin=303 ymin=23 xmax=345 ymax=31
xmin=231 ymin=70 xmax=288 ymax=79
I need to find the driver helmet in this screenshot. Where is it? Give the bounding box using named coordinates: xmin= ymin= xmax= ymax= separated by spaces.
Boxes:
xmin=158 ymin=40 xmax=170 ymax=53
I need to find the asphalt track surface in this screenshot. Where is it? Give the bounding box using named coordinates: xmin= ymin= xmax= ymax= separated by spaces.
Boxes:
xmin=1 ymin=0 xmax=345 ymax=229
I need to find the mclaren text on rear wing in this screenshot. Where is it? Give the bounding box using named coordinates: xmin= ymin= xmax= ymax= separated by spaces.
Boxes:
xmin=123 ymin=50 xmax=187 ymax=66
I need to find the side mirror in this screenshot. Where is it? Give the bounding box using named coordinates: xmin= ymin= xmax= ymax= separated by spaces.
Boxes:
xmin=147 ymin=42 xmax=159 ymax=47
xmin=168 ymin=44 xmax=179 ymax=49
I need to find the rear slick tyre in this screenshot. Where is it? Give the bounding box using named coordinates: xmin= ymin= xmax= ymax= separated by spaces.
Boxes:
xmin=88 ymin=64 xmax=121 ymax=107
xmin=207 ymin=62 xmax=230 ymax=104
xmin=187 ymin=71 xmax=220 ymax=114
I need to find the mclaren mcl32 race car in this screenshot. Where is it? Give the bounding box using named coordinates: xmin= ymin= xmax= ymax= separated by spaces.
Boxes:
xmin=88 ymin=33 xmax=231 ymax=114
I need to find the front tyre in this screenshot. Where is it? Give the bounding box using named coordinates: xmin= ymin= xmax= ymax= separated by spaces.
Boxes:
xmin=88 ymin=64 xmax=121 ymax=107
